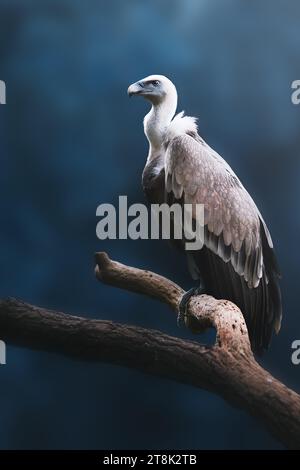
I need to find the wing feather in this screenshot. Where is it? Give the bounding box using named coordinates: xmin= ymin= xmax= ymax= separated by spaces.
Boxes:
xmin=164 ymin=133 xmax=282 ymax=352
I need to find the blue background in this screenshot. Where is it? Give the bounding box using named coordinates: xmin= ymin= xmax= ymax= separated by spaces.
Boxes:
xmin=0 ymin=0 xmax=300 ymax=449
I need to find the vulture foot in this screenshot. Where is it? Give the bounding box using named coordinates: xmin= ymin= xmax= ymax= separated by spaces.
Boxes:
xmin=177 ymin=286 xmax=205 ymax=327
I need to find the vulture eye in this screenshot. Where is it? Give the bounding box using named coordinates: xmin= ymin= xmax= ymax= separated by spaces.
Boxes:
xmin=145 ymin=80 xmax=160 ymax=87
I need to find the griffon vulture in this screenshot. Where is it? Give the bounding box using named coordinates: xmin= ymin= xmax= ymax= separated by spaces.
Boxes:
xmin=128 ymin=74 xmax=282 ymax=353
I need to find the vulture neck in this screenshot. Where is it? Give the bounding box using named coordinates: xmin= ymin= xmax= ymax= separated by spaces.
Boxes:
xmin=144 ymin=94 xmax=177 ymax=162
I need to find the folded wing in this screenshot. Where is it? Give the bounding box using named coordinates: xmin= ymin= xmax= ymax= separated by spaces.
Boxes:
xmin=165 ymin=133 xmax=282 ymax=352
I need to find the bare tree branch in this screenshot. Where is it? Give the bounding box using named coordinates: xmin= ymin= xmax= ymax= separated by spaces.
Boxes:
xmin=95 ymin=252 xmax=252 ymax=355
xmin=0 ymin=252 xmax=299 ymax=449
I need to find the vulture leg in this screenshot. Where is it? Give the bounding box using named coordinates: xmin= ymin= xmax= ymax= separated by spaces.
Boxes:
xmin=177 ymin=285 xmax=205 ymax=327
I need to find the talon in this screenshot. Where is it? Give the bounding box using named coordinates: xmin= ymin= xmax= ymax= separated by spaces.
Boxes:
xmin=177 ymin=286 xmax=204 ymax=327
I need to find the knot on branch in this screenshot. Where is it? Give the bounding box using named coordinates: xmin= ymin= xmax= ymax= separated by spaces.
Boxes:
xmin=95 ymin=252 xmax=252 ymax=357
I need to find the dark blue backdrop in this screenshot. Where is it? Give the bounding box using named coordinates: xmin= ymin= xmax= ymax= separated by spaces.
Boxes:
xmin=0 ymin=0 xmax=299 ymax=449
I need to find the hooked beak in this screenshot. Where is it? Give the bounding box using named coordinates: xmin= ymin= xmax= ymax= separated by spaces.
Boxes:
xmin=127 ymin=81 xmax=145 ymax=97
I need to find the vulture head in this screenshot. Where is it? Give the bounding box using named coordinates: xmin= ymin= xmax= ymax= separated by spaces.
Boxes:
xmin=127 ymin=74 xmax=177 ymax=106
